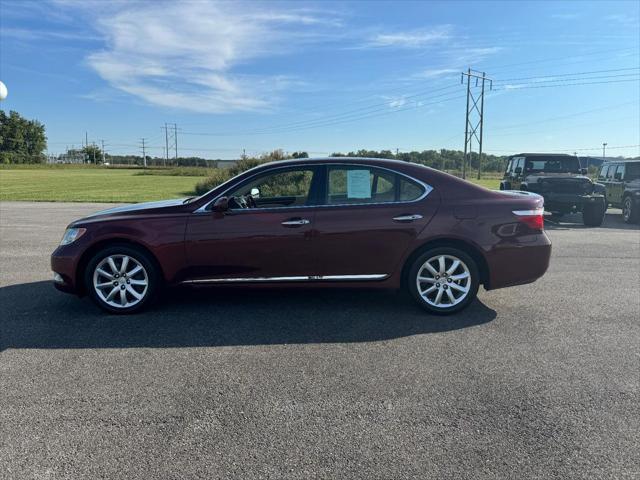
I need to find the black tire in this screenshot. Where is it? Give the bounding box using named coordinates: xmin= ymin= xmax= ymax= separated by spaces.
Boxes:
xmin=407 ymin=247 xmax=480 ymax=315
xmin=582 ymin=198 xmax=606 ymax=227
xmin=84 ymin=244 xmax=160 ymax=314
xmin=623 ymin=195 xmax=639 ymax=224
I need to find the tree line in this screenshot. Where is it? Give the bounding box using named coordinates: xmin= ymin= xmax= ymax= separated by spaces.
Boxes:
xmin=0 ymin=110 xmax=47 ymax=164
xmin=1 ymin=109 xmax=510 ymax=172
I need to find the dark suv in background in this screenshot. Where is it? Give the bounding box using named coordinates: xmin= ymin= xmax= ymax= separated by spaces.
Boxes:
xmin=500 ymin=153 xmax=606 ymax=226
xmin=599 ymin=160 xmax=640 ymax=223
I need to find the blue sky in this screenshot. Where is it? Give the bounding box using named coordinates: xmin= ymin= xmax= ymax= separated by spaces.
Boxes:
xmin=1 ymin=0 xmax=638 ymax=159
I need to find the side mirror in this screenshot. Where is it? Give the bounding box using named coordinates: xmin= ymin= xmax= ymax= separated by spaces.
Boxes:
xmin=514 ymin=166 xmax=522 ymax=175
xmin=580 ymin=168 xmax=588 ymax=175
xmin=250 ymin=187 xmax=260 ymax=199
xmin=212 ymin=196 xmax=229 ymax=213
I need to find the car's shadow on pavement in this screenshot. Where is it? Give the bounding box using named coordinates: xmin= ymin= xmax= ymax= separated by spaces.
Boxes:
xmin=0 ymin=281 xmax=496 ymax=351
xmin=544 ymin=210 xmax=639 ymax=230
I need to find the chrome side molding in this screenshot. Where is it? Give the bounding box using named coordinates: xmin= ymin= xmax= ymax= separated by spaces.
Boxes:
xmin=392 ymin=214 xmax=423 ymax=222
xmin=181 ymin=274 xmax=388 ymax=284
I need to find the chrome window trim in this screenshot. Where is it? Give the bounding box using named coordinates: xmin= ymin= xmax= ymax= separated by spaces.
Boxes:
xmin=193 ymin=162 xmax=433 ymax=214
xmin=180 ymin=274 xmax=388 ymax=284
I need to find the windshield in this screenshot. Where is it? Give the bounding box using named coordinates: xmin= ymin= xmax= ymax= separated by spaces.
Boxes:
xmin=525 ymin=157 xmax=580 ymax=174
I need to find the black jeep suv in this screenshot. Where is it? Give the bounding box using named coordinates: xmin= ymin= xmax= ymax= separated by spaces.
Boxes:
xmin=500 ymin=153 xmax=606 ymax=226
xmin=598 ymin=159 xmax=640 ymax=223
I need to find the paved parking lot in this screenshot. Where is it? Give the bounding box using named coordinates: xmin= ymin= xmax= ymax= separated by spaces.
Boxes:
xmin=1 ymin=201 xmax=639 ymax=479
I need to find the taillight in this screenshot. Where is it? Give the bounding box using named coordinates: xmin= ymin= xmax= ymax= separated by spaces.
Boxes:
xmin=512 ymin=208 xmax=544 ymax=231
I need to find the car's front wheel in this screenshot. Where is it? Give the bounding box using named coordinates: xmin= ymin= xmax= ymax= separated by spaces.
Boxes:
xmin=408 ymin=247 xmax=480 ymax=315
xmin=84 ymin=244 xmax=159 ymax=314
xmin=622 ymin=195 xmax=639 ymax=224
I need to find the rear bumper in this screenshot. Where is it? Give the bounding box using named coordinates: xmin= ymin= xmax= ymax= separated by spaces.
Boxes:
xmin=485 ymin=232 xmax=552 ymax=290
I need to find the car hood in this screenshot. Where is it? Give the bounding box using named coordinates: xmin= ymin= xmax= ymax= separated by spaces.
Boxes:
xmin=81 ymin=198 xmax=189 ymax=220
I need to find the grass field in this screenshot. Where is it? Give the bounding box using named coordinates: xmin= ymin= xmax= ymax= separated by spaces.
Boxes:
xmin=0 ymin=165 xmax=500 ymax=203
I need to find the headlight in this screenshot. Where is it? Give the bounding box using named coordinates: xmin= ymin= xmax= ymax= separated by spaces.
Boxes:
xmin=60 ymin=227 xmax=86 ymax=246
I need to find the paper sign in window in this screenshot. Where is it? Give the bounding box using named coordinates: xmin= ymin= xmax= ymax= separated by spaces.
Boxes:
xmin=347 ymin=169 xmax=371 ymax=198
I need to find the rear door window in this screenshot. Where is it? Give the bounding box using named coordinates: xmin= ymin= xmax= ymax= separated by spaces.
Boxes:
xmin=625 ymin=162 xmax=640 ymax=181
xmin=326 ymin=166 xmax=425 ymax=205
xmin=615 ymin=164 xmax=625 ymax=181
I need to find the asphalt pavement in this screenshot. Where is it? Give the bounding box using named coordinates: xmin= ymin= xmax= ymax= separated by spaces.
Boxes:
xmin=1 ymin=201 xmax=639 ymax=479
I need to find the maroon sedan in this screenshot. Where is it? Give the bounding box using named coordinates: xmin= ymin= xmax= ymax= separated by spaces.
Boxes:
xmin=51 ymin=158 xmax=551 ymax=315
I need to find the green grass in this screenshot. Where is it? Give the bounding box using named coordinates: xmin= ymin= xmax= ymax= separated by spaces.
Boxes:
xmin=465 ymin=177 xmax=500 ymax=189
xmin=0 ymin=164 xmax=502 ymax=203
xmin=0 ymin=167 xmax=203 ymax=202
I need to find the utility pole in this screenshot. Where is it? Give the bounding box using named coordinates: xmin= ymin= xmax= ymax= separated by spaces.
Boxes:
xmin=84 ymin=131 xmax=88 ymax=163
xmin=164 ymin=123 xmax=169 ymax=167
xmin=100 ymin=139 xmax=106 ymax=164
xmin=174 ymin=123 xmax=178 ymax=161
xmin=602 ymin=142 xmax=607 ymax=158
xmin=461 ymin=69 xmax=492 ymax=179
xmin=141 ymin=138 xmax=147 ymax=168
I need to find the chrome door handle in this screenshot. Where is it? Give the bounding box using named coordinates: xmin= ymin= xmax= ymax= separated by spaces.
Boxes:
xmin=281 ymin=218 xmax=310 ymax=227
xmin=393 ymin=214 xmax=423 ymax=222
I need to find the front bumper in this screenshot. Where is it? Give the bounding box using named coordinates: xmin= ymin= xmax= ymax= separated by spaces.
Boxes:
xmin=542 ymin=193 xmax=604 ymax=212
xmin=51 ymin=246 xmax=81 ymax=294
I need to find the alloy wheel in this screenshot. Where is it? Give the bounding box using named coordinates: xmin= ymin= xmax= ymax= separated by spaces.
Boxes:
xmin=93 ymin=254 xmax=149 ymax=309
xmin=623 ymin=197 xmax=632 ymax=222
xmin=416 ymin=254 xmax=471 ymax=308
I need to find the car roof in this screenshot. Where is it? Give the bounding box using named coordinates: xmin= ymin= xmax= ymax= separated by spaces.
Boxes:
xmin=601 ymin=159 xmax=639 ymax=164
xmin=508 ymin=153 xmax=576 ymax=158
xmin=261 ymin=157 xmax=419 ymax=166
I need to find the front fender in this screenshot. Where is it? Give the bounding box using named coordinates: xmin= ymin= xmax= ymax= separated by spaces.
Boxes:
xmin=593 ymin=182 xmax=606 ymax=195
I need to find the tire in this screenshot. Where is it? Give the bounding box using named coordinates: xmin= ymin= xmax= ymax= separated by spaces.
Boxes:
xmin=407 ymin=247 xmax=480 ymax=315
xmin=84 ymin=244 xmax=160 ymax=314
xmin=582 ymin=198 xmax=606 ymax=227
xmin=622 ymin=195 xmax=639 ymax=223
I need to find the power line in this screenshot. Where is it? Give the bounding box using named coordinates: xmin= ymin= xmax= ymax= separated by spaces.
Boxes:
xmin=493 ymin=67 xmax=639 ymax=83
xmin=493 ymin=72 xmax=640 ymax=87
xmin=492 ymin=77 xmax=640 ymax=91
xmin=181 ymin=84 xmax=463 ymax=137
xmin=489 ymin=100 xmax=639 ymax=132
xmin=486 ymin=144 xmax=640 ymax=153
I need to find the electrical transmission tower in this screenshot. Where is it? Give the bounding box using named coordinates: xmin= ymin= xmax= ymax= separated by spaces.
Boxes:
xmin=163 ymin=123 xmax=178 ymax=166
xmin=461 ymin=69 xmax=492 ymax=179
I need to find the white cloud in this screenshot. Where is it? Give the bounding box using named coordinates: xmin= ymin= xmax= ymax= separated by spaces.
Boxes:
xmin=414 ymin=68 xmax=459 ymax=79
xmin=364 ymin=26 xmax=452 ymax=48
xmin=71 ymin=1 xmax=342 ymax=113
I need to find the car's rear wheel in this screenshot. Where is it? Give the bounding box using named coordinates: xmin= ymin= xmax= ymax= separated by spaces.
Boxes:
xmin=582 ymin=198 xmax=606 ymax=227
xmin=84 ymin=244 xmax=159 ymax=314
xmin=622 ymin=195 xmax=639 ymax=223
xmin=408 ymin=247 xmax=480 ymax=315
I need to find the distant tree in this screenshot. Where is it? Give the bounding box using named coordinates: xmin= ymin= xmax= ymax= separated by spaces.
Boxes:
xmin=82 ymin=144 xmax=103 ymax=163
xmin=291 ymin=151 xmax=309 ymax=159
xmin=0 ymin=110 xmax=47 ymax=163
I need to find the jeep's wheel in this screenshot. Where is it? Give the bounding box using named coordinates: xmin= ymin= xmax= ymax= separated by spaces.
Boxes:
xmin=582 ymin=198 xmax=606 ymax=227
xmin=84 ymin=244 xmax=159 ymax=314
xmin=622 ymin=196 xmax=639 ymax=223
xmin=408 ymin=247 xmax=480 ymax=315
